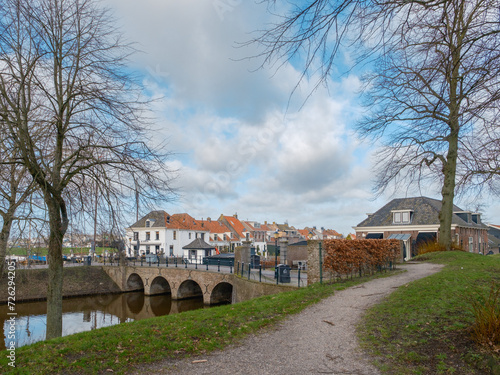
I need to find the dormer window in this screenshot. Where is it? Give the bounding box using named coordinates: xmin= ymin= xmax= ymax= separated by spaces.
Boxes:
xmin=392 ymin=210 xmax=413 ymax=224
xmin=146 ymin=220 xmax=150 ymax=228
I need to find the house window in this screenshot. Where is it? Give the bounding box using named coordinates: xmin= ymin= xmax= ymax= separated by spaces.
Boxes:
xmin=155 ymin=245 xmax=160 ymax=253
xmin=146 ymin=232 xmax=150 ymax=240
xmin=214 ymin=234 xmax=218 ymax=241
xmin=146 ymin=220 xmax=150 ymax=228
xmin=169 ymin=245 xmax=174 ymax=256
xmin=393 ymin=211 xmax=411 ymax=224
xmin=155 ymin=231 xmax=159 ymax=240
xmin=189 ymin=233 xmax=192 ymax=239
xmin=146 ymin=246 xmax=150 ymax=254
xmin=195 ymin=232 xmax=198 ymax=239
xmin=133 ymin=232 xmax=138 ymax=240
xmin=469 ymin=237 xmax=474 ymax=252
xmin=173 ymin=231 xmax=176 ymax=240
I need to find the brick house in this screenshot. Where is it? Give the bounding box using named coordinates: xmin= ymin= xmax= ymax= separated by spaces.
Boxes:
xmin=353 ymin=197 xmax=489 ymax=260
xmin=486 ymin=224 xmax=500 ymax=254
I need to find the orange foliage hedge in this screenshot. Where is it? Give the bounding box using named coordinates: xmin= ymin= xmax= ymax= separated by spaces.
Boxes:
xmin=323 ymin=239 xmax=400 ymax=277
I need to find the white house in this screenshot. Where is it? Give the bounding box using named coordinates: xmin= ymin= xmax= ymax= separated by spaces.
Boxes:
xmin=126 ymin=211 xmax=210 ymax=258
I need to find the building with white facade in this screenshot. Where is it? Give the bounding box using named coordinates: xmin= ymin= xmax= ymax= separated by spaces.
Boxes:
xmin=126 ymin=211 xmax=210 ymax=258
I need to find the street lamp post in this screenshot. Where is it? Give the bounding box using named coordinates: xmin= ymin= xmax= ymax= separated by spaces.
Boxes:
xmin=274 ymin=230 xmax=279 ymax=282
xmin=274 ymin=230 xmax=279 ymax=268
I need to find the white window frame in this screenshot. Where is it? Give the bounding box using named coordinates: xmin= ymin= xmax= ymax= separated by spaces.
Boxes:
xmin=393 ymin=210 xmax=412 ymax=224
xmin=393 ymin=212 xmax=402 ymax=223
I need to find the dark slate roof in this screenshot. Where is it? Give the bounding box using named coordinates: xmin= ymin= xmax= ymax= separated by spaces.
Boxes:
xmin=182 ymin=238 xmax=215 ymax=250
xmin=289 ymin=240 xmax=308 ymax=246
xmin=488 ymin=234 xmax=500 ymax=247
xmin=356 ymin=197 xmax=486 ymax=229
xmin=128 ymin=210 xmax=169 ymax=228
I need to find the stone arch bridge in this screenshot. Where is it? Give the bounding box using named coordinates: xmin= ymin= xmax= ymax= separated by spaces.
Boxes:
xmin=102 ymin=266 xmax=234 ymax=305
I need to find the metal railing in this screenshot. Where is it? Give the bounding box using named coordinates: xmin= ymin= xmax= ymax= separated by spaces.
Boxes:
xmin=7 ymin=256 xmax=307 ymax=287
xmin=235 ymin=262 xmax=306 ymax=287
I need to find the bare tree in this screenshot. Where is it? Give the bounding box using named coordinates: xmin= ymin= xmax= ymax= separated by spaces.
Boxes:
xmin=253 ymin=0 xmax=500 ymax=249
xmin=0 ymin=146 xmax=35 ymax=274
xmin=0 ymin=0 xmax=174 ymax=339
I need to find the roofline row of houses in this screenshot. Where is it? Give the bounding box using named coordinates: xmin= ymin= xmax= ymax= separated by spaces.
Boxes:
xmin=125 ymin=211 xmax=344 ymax=259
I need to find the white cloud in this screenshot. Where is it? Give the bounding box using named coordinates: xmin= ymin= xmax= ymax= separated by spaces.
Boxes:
xmin=102 ymin=1 xmax=500 ymax=235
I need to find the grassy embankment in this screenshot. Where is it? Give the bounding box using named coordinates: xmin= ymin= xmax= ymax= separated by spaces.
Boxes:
xmin=0 ymin=269 xmax=400 ymax=374
xmin=359 ymin=251 xmax=500 ymax=374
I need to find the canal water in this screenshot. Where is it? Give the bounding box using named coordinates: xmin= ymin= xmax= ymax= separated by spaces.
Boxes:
xmin=1 ymin=292 xmax=205 ymax=350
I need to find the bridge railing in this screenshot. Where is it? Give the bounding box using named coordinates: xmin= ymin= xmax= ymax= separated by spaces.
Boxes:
xmin=96 ymin=256 xmax=306 ymax=287
xmin=235 ymin=262 xmax=306 ymax=288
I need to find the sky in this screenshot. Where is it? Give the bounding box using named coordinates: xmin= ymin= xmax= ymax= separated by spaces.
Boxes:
xmin=104 ymin=0 xmax=500 ymax=235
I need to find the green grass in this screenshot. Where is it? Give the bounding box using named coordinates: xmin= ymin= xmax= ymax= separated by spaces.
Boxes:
xmin=0 ymin=271 xmax=399 ymax=375
xmin=358 ymin=251 xmax=500 ymax=374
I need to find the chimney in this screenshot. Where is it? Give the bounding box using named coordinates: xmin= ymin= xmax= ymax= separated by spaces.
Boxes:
xmin=207 ymin=217 xmax=211 ymax=222
xmin=233 ymin=212 xmax=238 ymax=219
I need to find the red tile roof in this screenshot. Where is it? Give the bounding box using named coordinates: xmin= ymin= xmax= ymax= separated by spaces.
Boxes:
xmin=198 ymin=219 xmax=231 ymax=234
xmin=166 ymin=213 xmax=207 ymax=231
xmin=222 ymin=215 xmax=249 ymax=238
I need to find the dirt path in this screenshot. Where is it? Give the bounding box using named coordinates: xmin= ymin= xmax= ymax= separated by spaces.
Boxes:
xmin=132 ymin=262 xmax=443 ymax=375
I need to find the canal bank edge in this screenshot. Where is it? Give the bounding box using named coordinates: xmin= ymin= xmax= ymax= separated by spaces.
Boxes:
xmin=0 ymin=267 xmax=122 ymax=304
xmin=1 ymin=266 xmax=298 ymax=305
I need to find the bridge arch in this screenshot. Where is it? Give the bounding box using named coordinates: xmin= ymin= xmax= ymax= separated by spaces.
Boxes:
xmin=150 ymin=276 xmax=171 ymax=295
xmin=210 ymin=282 xmax=233 ymax=305
xmin=177 ymin=279 xmax=203 ymax=300
xmin=127 ymin=273 xmax=144 ymax=291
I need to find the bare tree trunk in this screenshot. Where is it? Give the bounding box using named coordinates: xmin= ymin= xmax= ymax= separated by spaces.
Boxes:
xmin=438 ymin=21 xmax=463 ymax=251
xmin=44 ymin=195 xmax=68 ymax=340
xmin=439 ymin=132 xmax=459 ymax=250
xmin=0 ymin=213 xmax=14 ymax=274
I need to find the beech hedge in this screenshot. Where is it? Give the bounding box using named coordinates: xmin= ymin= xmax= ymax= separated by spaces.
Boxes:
xmin=323 ymin=239 xmax=400 ymax=279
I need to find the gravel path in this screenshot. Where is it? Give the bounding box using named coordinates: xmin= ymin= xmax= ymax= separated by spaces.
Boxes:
xmin=132 ymin=262 xmax=443 ymax=375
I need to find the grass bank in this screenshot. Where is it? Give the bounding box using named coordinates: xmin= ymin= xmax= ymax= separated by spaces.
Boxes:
xmin=0 ymin=270 xmax=401 ymax=374
xmin=359 ymin=251 xmax=500 ymax=374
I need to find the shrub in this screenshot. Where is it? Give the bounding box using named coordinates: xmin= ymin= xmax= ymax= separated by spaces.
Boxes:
xmin=323 ymin=239 xmax=400 ymax=279
xmin=417 ymin=240 xmax=465 ymax=255
xmin=468 ymin=282 xmax=500 ymax=351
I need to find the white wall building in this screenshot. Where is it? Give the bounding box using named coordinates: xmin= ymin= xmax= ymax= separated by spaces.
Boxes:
xmin=126 ymin=211 xmax=210 ymax=258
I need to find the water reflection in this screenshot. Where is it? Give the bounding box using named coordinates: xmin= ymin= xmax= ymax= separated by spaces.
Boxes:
xmin=1 ymin=292 xmax=205 ymax=350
